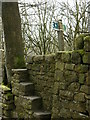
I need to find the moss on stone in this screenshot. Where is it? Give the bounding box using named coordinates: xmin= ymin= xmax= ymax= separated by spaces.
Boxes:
xmin=75 ymin=34 xmax=90 ymax=50
xmin=76 ymin=50 xmax=85 ymax=55
xmin=84 ymin=36 xmax=90 ymax=41
xmin=79 ymin=74 xmax=85 ymax=84
xmin=75 ymin=34 xmax=84 ymax=50
xmin=1 ymin=85 xmax=11 ymax=92
xmin=5 ymin=92 xmax=13 ymax=100
xmin=14 ymin=56 xmax=25 ymax=69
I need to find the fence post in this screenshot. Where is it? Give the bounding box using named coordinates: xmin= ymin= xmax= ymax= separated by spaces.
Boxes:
xmin=58 ymin=20 xmax=64 ymax=51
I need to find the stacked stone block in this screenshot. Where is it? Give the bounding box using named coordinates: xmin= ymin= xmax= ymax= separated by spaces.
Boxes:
xmin=52 ymin=34 xmax=90 ymax=119
xmin=27 ymin=55 xmax=55 ymax=111
xmin=1 ymin=85 xmax=15 ymax=119
xmin=0 ymin=49 xmax=4 ymax=119
xmin=1 ymin=34 xmax=89 ymax=119
xmin=27 ymin=34 xmax=90 ymax=119
xmin=11 ymin=69 xmax=51 ymax=119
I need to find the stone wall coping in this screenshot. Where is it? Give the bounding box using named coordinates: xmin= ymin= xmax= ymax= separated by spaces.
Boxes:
xmin=12 ymin=69 xmax=27 ymax=72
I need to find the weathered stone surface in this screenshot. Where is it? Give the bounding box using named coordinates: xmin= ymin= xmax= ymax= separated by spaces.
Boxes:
xmin=75 ymin=34 xmax=84 ymax=50
xmin=64 ymin=71 xmax=78 ymax=83
xmin=55 ymin=62 xmax=64 ymax=71
xmin=71 ymin=51 xmax=82 ymax=64
xmin=68 ymin=102 xmax=86 ymax=112
xmin=45 ymin=54 xmax=55 ymax=62
xmin=2 ymin=103 xmax=15 ymax=110
xmin=55 ymin=51 xmax=62 ymax=61
xmin=75 ymin=64 xmax=89 ymax=73
xmin=33 ymin=55 xmax=44 ymax=63
xmin=55 ymin=70 xmax=65 ymax=82
xmin=59 ymin=90 xmax=74 ymax=100
xmin=74 ymin=93 xmax=86 ymax=102
xmin=12 ymin=69 xmax=29 ymax=82
xmin=86 ymin=100 xmax=90 ymax=115
xmin=85 ymin=95 xmax=90 ymax=100
xmin=86 ymin=72 xmax=90 ymax=86
xmin=84 ymin=36 xmax=90 ymax=52
xmin=61 ymin=52 xmax=71 ymax=63
xmin=72 ymin=111 xmax=89 ymax=119
xmin=19 ymin=82 xmax=34 ymax=96
xmin=53 ymin=82 xmax=59 ymax=95
xmin=79 ymin=74 xmax=85 ymax=84
xmin=83 ymin=52 xmax=90 ymax=64
xmin=60 ymin=108 xmax=72 ymax=118
xmin=80 ymin=85 xmax=90 ymax=94
xmin=59 ymin=82 xmax=67 ymax=90
xmin=68 ymin=82 xmax=80 ymax=92
xmin=65 ymin=63 xmax=75 ymax=70
xmin=3 ymin=41 xmax=89 ymax=119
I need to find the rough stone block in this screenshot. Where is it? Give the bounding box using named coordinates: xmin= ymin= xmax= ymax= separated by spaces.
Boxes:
xmin=59 ymin=82 xmax=67 ymax=90
xmin=79 ymin=74 xmax=85 ymax=84
xmin=45 ymin=54 xmax=55 ymax=63
xmin=2 ymin=103 xmax=15 ymax=110
xmin=2 ymin=110 xmax=13 ymax=117
xmin=60 ymin=108 xmax=72 ymax=118
xmin=80 ymin=85 xmax=90 ymax=94
xmin=55 ymin=62 xmax=64 ymax=71
xmin=19 ymin=82 xmax=34 ymax=96
xmin=83 ymin=52 xmax=90 ymax=64
xmin=72 ymin=111 xmax=89 ymax=119
xmin=75 ymin=34 xmax=85 ymax=50
xmin=86 ymin=100 xmax=90 ymax=115
xmin=4 ymin=93 xmax=13 ymax=101
xmin=85 ymin=94 xmax=90 ymax=100
xmin=55 ymin=70 xmax=65 ymax=82
xmin=53 ymin=82 xmax=59 ymax=95
xmin=84 ymin=36 xmax=90 ymax=52
xmin=55 ymin=51 xmax=62 ymax=61
xmin=71 ymin=51 xmax=81 ymax=64
xmin=75 ymin=64 xmax=89 ymax=73
xmin=74 ymin=93 xmax=86 ymax=102
xmin=33 ymin=55 xmax=44 ymax=63
xmin=59 ymin=90 xmax=74 ymax=100
xmin=68 ymin=102 xmax=86 ymax=113
xmin=65 ymin=63 xmax=75 ymax=70
xmin=12 ymin=69 xmax=29 ymax=82
xmin=86 ymin=72 xmax=90 ymax=86
xmin=61 ymin=52 xmax=71 ymax=63
xmin=64 ymin=71 xmax=78 ymax=83
xmin=68 ymin=82 xmax=80 ymax=92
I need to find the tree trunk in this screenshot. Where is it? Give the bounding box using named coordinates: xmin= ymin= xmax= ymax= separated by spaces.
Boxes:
xmin=2 ymin=2 xmax=25 ymax=84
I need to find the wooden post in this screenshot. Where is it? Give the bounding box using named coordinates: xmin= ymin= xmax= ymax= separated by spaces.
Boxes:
xmin=58 ymin=20 xmax=64 ymax=51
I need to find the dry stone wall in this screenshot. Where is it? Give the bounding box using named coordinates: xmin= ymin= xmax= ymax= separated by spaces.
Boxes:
xmin=27 ymin=34 xmax=90 ymax=119
xmin=1 ymin=33 xmax=90 ymax=119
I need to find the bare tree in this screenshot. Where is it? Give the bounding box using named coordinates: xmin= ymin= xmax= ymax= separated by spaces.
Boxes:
xmin=19 ymin=0 xmax=58 ymax=55
xmin=58 ymin=0 xmax=88 ymax=50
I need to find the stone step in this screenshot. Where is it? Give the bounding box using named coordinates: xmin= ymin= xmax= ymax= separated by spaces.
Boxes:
xmin=12 ymin=69 xmax=29 ymax=82
xmin=19 ymin=82 xmax=34 ymax=96
xmin=22 ymin=96 xmax=42 ymax=111
xmin=33 ymin=111 xmax=51 ymax=120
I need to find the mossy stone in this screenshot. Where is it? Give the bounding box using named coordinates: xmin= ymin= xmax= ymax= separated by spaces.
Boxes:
xmin=75 ymin=34 xmax=84 ymax=50
xmin=79 ymin=74 xmax=85 ymax=84
xmin=83 ymin=52 xmax=90 ymax=64
xmin=84 ymin=36 xmax=90 ymax=51
xmin=14 ymin=56 xmax=25 ymax=69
